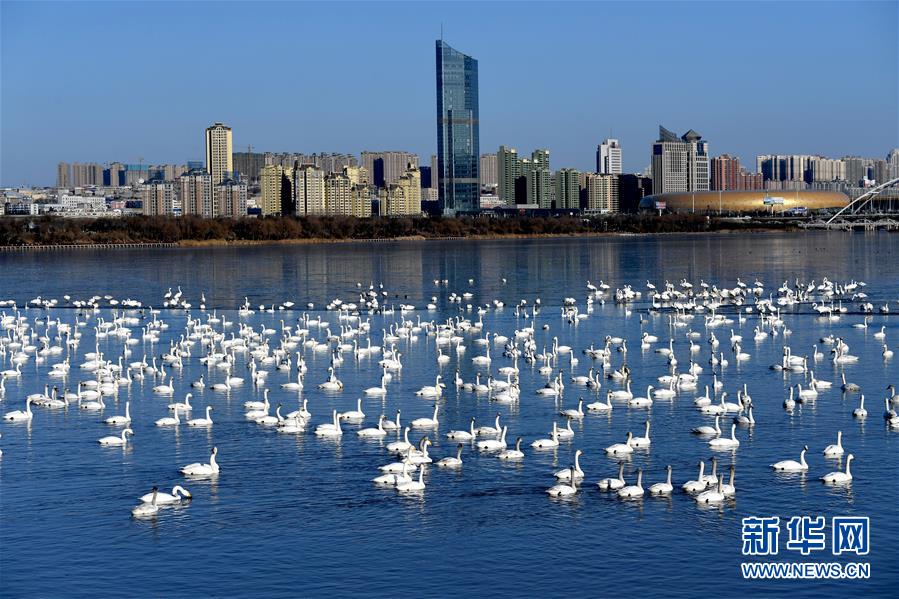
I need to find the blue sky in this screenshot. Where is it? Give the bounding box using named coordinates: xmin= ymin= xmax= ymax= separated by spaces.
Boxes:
xmin=1 ymin=1 xmax=897 ymax=186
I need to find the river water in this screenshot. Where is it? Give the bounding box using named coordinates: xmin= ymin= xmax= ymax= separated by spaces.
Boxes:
xmin=1 ymin=232 xmax=897 ymax=597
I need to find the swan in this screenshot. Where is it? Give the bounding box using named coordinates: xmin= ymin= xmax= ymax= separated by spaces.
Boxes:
xmin=475 ymin=413 xmax=502 ymax=436
xmin=410 ymin=404 xmax=439 ymax=428
xmin=721 ymin=465 xmax=737 ymax=497
xmin=415 ymin=375 xmax=443 ymax=397
xmin=338 ymin=398 xmax=365 ymax=421
xmin=682 ymin=461 xmax=707 ymax=493
xmin=629 ymin=421 xmax=651 ymax=447
xmin=98 ymin=428 xmax=133 ymax=446
xmin=652 ymin=383 xmax=676 ymax=400
xmin=708 ymin=423 xmax=740 ymax=449
xmin=531 ymin=423 xmax=560 ymax=449
xmin=364 ymin=374 xmax=388 ymax=396
xmin=446 ymin=417 xmax=476 ymax=441
xmin=317 ymin=367 xmax=344 ymax=391
xmin=155 ymin=406 xmax=180 ymax=427
xmin=168 ymin=392 xmax=193 ymax=412
xmin=771 ymin=445 xmax=809 ymax=471
xmin=821 ymin=454 xmax=854 ymax=483
xmin=559 ymin=398 xmax=585 ymax=420
xmin=823 ymin=431 xmax=844 ymax=457
xmin=244 ymin=389 xmax=269 ymax=411
xmin=692 ymin=415 xmax=722 ymax=436
xmin=477 ymin=426 xmax=508 ymax=451
xmin=695 ymin=477 xmax=725 ymax=504
xmin=734 ymin=405 xmax=755 ymax=426
xmin=597 ymin=463 xmax=626 ymax=490
xmin=104 ymin=401 xmax=131 ymax=425
xmin=357 ymin=415 xmax=387 ymax=438
xmin=852 ymin=395 xmax=867 ymax=418
xmin=79 ymin=393 xmax=105 ymax=411
xmin=180 ymin=447 xmax=220 ymax=476
xmin=387 ymin=426 xmax=415 ymax=453
xmin=609 ymin=381 xmax=633 ymax=400
xmin=605 ymin=432 xmax=634 ymax=455
xmin=396 ymin=466 xmax=426 ymax=492
xmin=381 ymin=409 xmax=401 ymax=431
xmin=209 ymin=377 xmax=232 ymax=392
xmin=884 ymin=345 xmax=894 ymax=360
xmin=187 ymin=406 xmax=214 ymax=427
xmin=554 ymin=449 xmax=584 ymax=480
xmin=587 ymin=390 xmax=613 ymax=412
xmin=783 ymin=387 xmax=796 ymax=410
xmin=546 ymin=468 xmax=578 ymax=496
xmin=255 ymin=404 xmax=283 ymax=426
xmin=498 ymin=437 xmax=525 ymax=460
xmin=471 ymin=347 xmax=491 ymax=366
xmin=314 ymin=410 xmax=343 ymax=437
xmin=373 ymin=462 xmax=412 ymax=486
xmin=617 ymin=468 xmax=644 ymax=499
xmin=840 ymin=373 xmax=860 ymax=393
xmin=796 ymin=383 xmax=817 ymax=402
xmin=139 ymin=485 xmax=191 ymax=504
xmin=132 ymin=487 xmax=159 ymax=517
xmin=436 ymin=444 xmax=464 ymax=469
xmin=648 ymin=465 xmax=673 ymax=496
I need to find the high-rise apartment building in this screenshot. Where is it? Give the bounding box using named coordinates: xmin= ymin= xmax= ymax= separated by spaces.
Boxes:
xmin=260 ymin=165 xmax=290 ymax=216
xmin=887 ymin=149 xmax=899 ymax=179
xmin=710 ymin=155 xmax=740 ymax=191
xmin=179 ymin=170 xmax=214 ymax=217
xmin=71 ymin=162 xmax=104 ymax=187
xmin=384 ymin=166 xmax=422 ymax=216
xmin=205 ymin=123 xmax=233 ymax=186
xmin=582 ymin=173 xmax=620 ymax=213
xmin=294 ymin=165 xmax=326 ymax=216
xmin=215 ymin=178 xmax=248 ymax=218
xmin=651 ymin=126 xmax=709 ymax=193
xmin=525 ymin=150 xmax=551 ymax=207
xmin=232 ymin=151 xmax=265 ymax=182
xmin=360 ymin=151 xmax=418 ymax=187
xmin=343 ymin=165 xmax=369 ymax=187
xmin=141 ymin=181 xmax=176 ymax=215
xmin=842 ymin=156 xmax=867 ymax=185
xmin=105 ymin=163 xmax=125 ymax=187
xmin=480 ymin=154 xmax=497 ymax=190
xmin=555 ymin=168 xmax=580 ymax=209
xmin=756 ymin=154 xmax=814 ymax=183
xmin=596 ymin=139 xmax=622 ymax=175
xmin=497 ymin=146 xmax=519 ymax=205
xmin=57 ymin=162 xmax=71 ymax=188
xmin=436 ymin=40 xmax=479 ymax=214
xmin=808 ymin=157 xmax=846 ymax=182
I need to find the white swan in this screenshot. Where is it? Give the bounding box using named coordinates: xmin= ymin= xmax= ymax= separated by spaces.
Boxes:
xmin=708 ymin=423 xmax=740 ymax=449
xmin=823 ymin=431 xmax=844 ymax=457
xmin=648 ymin=465 xmax=673 ymax=495
xmin=604 ymin=431 xmax=634 ymax=455
xmin=446 ymin=417 xmax=476 ymax=441
xmin=546 ymin=468 xmax=578 ymax=497
xmin=692 ymin=415 xmax=721 ymax=436
xmin=821 ymin=454 xmax=853 ymax=483
xmin=168 ymin=392 xmax=193 ymax=412
xmin=314 ymin=410 xmax=343 ymax=437
xmin=617 ymin=468 xmax=644 ymax=499
xmin=554 ymin=449 xmax=584 ymax=480
xmin=139 ymin=485 xmax=192 ymax=504
xmin=98 ymin=428 xmax=133 ymax=446
xmin=477 ymin=426 xmax=508 ymax=451
xmin=338 ymin=398 xmax=365 ymax=421
xmin=410 ymin=404 xmax=439 ymax=428
xmin=357 ymin=415 xmax=387 ymax=438
xmin=498 ymin=437 xmax=525 ymax=460
xmin=131 ymin=487 xmax=159 ymax=517
xmin=559 ymin=398 xmax=585 ymax=419
xmin=155 ymin=406 xmax=180 ymax=427
xmin=386 ymin=427 xmax=413 ymax=453
xmin=771 ymin=445 xmax=809 ymax=471
xmin=180 ymin=447 xmax=220 ymax=476
xmin=587 ymin=390 xmax=613 ymax=412
xmin=395 ymin=466 xmax=426 ymax=492
xmin=415 ymin=375 xmax=443 ymax=397
xmin=682 ymin=461 xmax=707 ymax=493
xmin=531 ymin=423 xmax=560 ymax=449
xmin=436 ymin=444 xmax=464 ymax=468
xmin=105 ymin=401 xmax=131 ymax=425
xmin=187 ymin=406 xmax=214 ymax=427
xmin=4 ymin=398 xmax=33 ymax=421
xmin=597 ymin=462 xmax=626 ymax=490
xmin=852 ymin=395 xmax=867 ymax=418
xmin=695 ymin=477 xmax=725 ymax=504
xmin=629 ymin=421 xmax=651 ymax=447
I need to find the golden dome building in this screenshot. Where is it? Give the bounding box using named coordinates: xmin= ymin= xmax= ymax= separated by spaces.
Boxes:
xmin=639 ymin=190 xmax=849 ymax=214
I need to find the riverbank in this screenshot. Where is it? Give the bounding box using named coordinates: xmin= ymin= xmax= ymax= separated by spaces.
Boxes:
xmin=0 ymin=213 xmax=801 ymax=248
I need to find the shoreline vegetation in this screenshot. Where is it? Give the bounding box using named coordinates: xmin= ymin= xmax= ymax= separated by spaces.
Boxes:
xmin=0 ymin=214 xmax=797 ymax=248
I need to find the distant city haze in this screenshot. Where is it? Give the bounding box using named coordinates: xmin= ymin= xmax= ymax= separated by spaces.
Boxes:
xmin=1 ymin=0 xmax=896 ymax=186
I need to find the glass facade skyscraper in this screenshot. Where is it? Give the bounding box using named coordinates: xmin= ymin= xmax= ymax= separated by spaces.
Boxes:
xmin=436 ymin=40 xmax=479 ymax=214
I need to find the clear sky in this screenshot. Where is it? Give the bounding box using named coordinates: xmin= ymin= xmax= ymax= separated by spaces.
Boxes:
xmin=1 ymin=0 xmax=897 ymax=186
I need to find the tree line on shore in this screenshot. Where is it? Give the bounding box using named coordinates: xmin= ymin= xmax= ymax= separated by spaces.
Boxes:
xmin=0 ymin=214 xmax=787 ymax=246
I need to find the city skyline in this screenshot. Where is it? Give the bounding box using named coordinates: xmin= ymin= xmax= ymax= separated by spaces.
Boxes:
xmin=2 ymin=1 xmax=897 ymax=187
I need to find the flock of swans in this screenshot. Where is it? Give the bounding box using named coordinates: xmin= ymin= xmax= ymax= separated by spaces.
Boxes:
xmin=1 ymin=275 xmax=896 ymax=517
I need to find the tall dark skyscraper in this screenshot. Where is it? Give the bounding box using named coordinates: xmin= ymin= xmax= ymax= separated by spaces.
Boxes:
xmin=436 ymin=40 xmax=479 ymax=215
